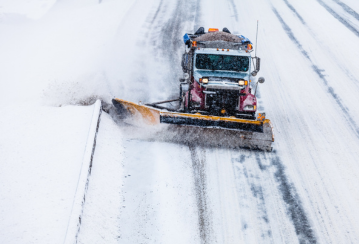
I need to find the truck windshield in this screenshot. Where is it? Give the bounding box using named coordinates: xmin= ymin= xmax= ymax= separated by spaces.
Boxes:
xmin=195 ymin=54 xmax=249 ymax=72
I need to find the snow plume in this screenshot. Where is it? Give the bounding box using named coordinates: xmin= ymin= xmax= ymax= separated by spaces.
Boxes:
xmin=117 ymin=122 xmax=264 ymax=151
xmin=0 ymin=0 xmax=57 ymax=20
xmin=0 ymin=0 xmax=136 ymax=107
xmin=43 ymin=72 xmax=113 ymax=107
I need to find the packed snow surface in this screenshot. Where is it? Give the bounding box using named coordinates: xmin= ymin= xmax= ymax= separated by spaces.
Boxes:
xmin=2 ymin=0 xmax=359 ymax=243
xmin=0 ymin=105 xmax=96 ymax=243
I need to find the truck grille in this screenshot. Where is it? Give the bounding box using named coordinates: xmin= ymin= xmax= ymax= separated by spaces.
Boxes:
xmin=208 ymin=77 xmax=238 ymax=83
xmin=205 ymin=89 xmax=239 ymax=114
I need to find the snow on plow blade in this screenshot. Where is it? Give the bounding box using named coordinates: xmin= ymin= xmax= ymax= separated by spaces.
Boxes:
xmin=112 ymin=98 xmax=274 ymax=151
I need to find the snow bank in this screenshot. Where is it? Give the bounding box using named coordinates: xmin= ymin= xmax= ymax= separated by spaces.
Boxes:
xmin=0 ymin=104 xmax=96 ymax=243
xmin=0 ymin=0 xmax=135 ymax=243
xmin=64 ymin=100 xmax=101 ymax=244
xmin=76 ymin=112 xmax=125 ymax=244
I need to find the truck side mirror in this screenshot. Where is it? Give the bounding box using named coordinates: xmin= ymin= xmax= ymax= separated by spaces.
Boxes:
xmin=256 ymin=57 xmax=260 ymax=72
xmin=251 ymin=57 xmax=261 ymax=76
xmin=254 ymin=77 xmax=265 ymax=96
xmin=184 ymin=73 xmax=190 ymax=80
xmin=181 ymin=53 xmax=187 ymax=72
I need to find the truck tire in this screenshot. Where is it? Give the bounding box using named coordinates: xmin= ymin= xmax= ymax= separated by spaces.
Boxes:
xmin=250 ymin=112 xmax=256 ymax=120
xmin=179 ymin=85 xmax=183 ymax=108
xmin=179 ymin=85 xmax=186 ymax=112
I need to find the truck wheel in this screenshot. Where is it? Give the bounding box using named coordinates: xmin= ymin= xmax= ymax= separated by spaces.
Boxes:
xmin=178 ymin=85 xmax=183 ymax=109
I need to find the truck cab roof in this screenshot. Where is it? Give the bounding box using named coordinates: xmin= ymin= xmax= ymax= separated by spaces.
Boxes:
xmin=183 ymin=28 xmax=253 ymax=51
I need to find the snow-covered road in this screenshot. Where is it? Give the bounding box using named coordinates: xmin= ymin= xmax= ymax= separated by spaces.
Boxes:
xmin=75 ymin=0 xmax=359 ymax=243
xmin=2 ymin=0 xmax=359 ymax=243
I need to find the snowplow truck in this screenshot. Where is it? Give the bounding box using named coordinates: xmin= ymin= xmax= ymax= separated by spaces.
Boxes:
xmin=112 ymin=27 xmax=274 ymax=151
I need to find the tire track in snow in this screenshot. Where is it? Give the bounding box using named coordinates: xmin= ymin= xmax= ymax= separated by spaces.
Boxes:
xmin=273 ymin=7 xmax=359 ymax=138
xmin=270 ymin=152 xmax=317 ymax=244
xmin=232 ymin=155 xmax=267 ymax=241
xmin=160 ymin=0 xmax=186 ymax=58
xmin=223 ymin=22 xmax=314 ymax=238
xmin=111 ymin=0 xmax=170 ymax=103
xmin=159 ymin=0 xmax=202 ymax=54
xmin=149 ymin=0 xmax=163 ymax=25
xmin=157 ymin=1 xmax=214 ymax=243
xmin=228 ymin=0 xmax=239 ymax=22
xmin=232 ymin=150 xmax=318 ymax=243
xmin=160 ymin=0 xmax=202 ymax=55
xmin=242 ymin=66 xmax=314 ymax=242
xmin=192 ymin=0 xmax=202 ymax=30
xmin=282 ymin=0 xmax=306 ymax=24
xmin=142 ymin=0 xmax=169 ymax=51
xmin=231 ymin=73 xmax=316 ymax=242
xmin=316 ymin=0 xmax=359 ymax=37
xmin=245 ymin=154 xmax=273 ymax=240
xmin=331 ymin=0 xmax=359 ymax=21
xmin=189 ymin=145 xmax=212 ymax=244
xmin=280 ymin=0 xmax=359 ymax=86
xmin=157 ymin=0 xmax=202 ymax=99
xmin=254 ymin=80 xmax=315 ymax=242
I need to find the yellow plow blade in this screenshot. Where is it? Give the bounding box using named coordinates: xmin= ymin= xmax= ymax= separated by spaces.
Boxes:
xmin=112 ymin=98 xmax=274 ymax=151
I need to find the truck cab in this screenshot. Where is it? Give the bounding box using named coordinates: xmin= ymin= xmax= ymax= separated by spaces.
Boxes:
xmin=180 ymin=27 xmax=262 ymax=119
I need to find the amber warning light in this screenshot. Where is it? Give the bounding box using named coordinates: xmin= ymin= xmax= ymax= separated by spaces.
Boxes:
xmin=208 ymin=28 xmax=219 ymax=32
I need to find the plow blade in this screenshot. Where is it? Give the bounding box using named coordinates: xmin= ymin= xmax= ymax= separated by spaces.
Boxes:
xmin=112 ymin=98 xmax=274 ymax=151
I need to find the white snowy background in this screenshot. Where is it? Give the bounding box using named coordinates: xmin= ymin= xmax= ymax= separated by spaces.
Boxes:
xmin=1 ymin=0 xmax=359 ymax=243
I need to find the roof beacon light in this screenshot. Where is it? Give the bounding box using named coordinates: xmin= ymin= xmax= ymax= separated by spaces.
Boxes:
xmin=192 ymin=41 xmax=197 ymax=47
xmin=208 ymin=28 xmax=219 ymax=32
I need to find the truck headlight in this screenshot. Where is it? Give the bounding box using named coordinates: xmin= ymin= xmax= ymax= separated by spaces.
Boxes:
xmin=202 ymin=78 xmax=209 ymax=84
xmin=238 ymin=80 xmax=248 ymax=86
xmin=244 ymin=105 xmax=256 ymax=111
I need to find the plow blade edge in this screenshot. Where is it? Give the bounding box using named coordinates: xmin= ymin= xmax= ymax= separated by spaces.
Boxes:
xmin=112 ymin=98 xmax=274 ymax=151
